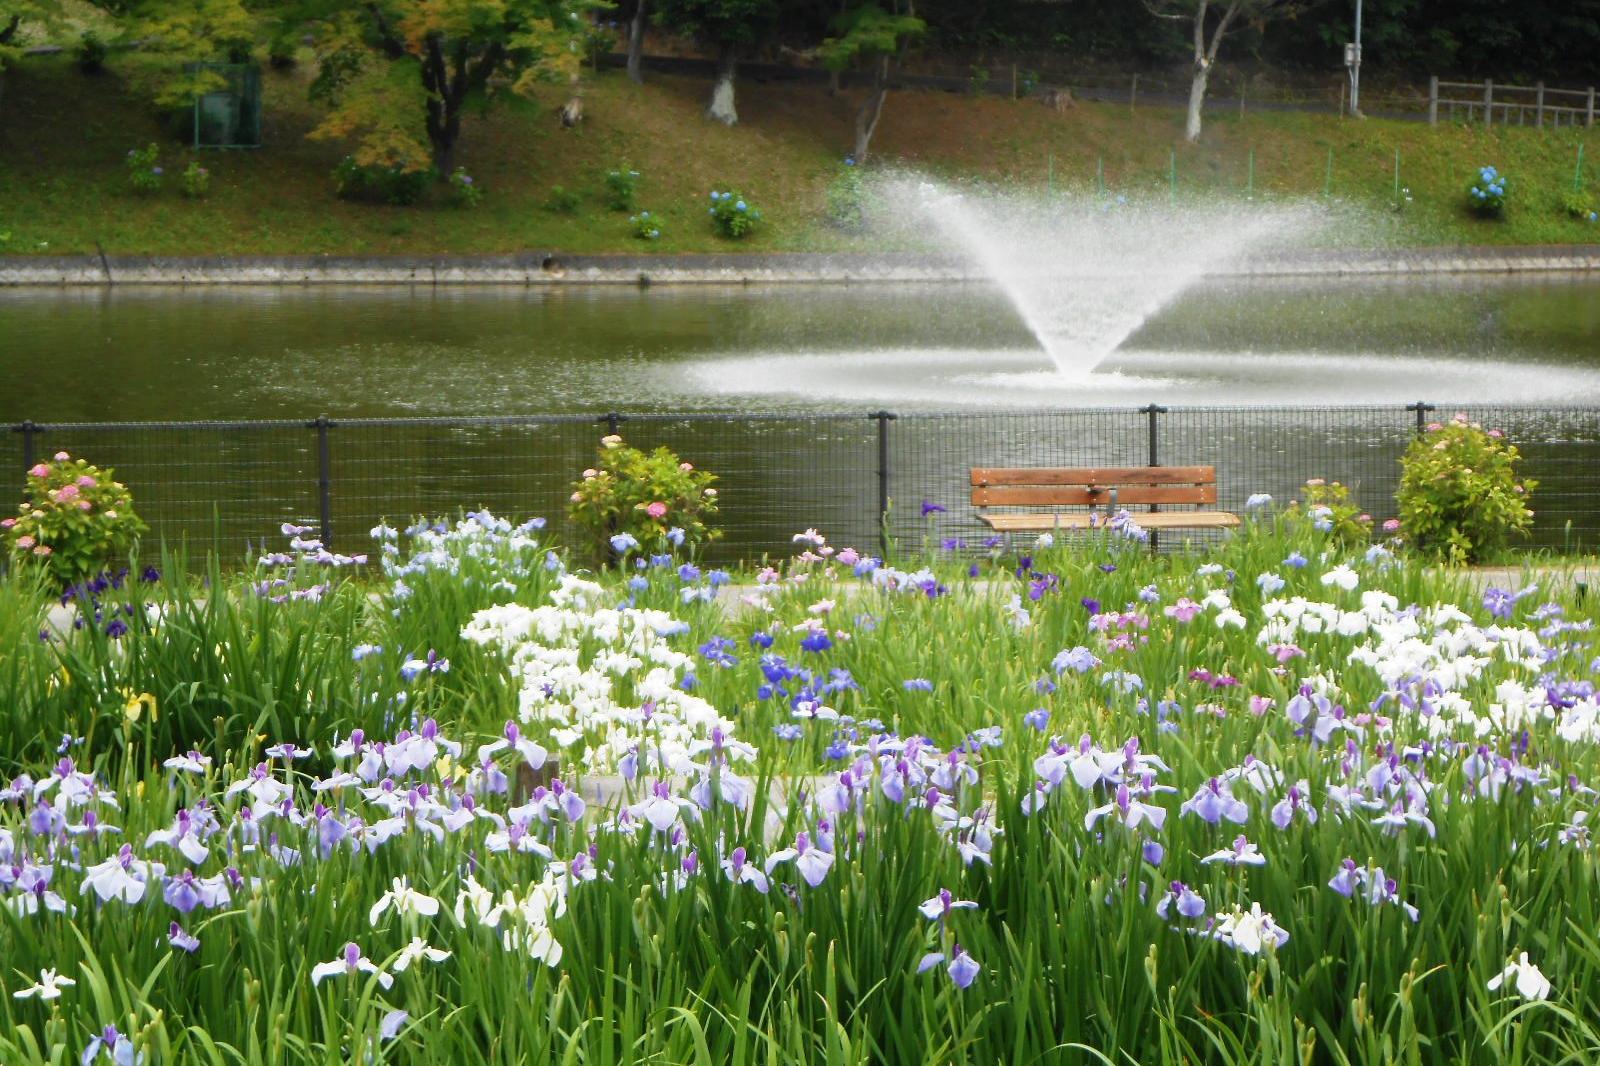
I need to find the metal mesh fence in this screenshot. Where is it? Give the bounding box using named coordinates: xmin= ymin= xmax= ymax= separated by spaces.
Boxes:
xmin=8 ymin=405 xmax=1598 ymax=565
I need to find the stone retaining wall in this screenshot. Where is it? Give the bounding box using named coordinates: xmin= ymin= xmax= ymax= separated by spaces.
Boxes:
xmin=2 ymin=246 xmax=1598 ymax=287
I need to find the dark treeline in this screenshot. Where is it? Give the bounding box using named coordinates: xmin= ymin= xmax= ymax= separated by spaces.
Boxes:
xmin=733 ymin=0 xmax=1600 ymax=84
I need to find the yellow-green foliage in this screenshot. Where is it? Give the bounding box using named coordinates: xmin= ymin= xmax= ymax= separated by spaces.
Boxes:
xmin=1398 ymin=412 xmax=1536 ymax=564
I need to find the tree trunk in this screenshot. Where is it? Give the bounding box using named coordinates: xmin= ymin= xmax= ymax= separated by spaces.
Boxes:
xmin=706 ymin=45 xmax=737 ymax=126
xmin=854 ymin=55 xmax=890 ymax=163
xmin=1185 ymin=65 xmax=1208 ymax=142
xmin=626 ymin=0 xmax=647 ymax=84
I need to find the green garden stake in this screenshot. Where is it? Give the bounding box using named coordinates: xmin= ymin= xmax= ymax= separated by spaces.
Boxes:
xmin=1394 ymin=147 xmax=1401 ymax=202
xmin=1097 ymin=156 xmax=1105 ymax=196
xmin=1324 ymin=147 xmax=1334 ymax=198
xmin=1576 ymin=143 xmax=1586 ymax=192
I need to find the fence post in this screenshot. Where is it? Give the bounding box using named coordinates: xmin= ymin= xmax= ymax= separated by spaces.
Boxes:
xmin=1484 ymin=79 xmax=1493 ymax=128
xmin=1130 ymin=73 xmax=1138 ymax=112
xmin=1141 ymin=404 xmax=1166 ymax=551
xmin=869 ymin=411 xmax=896 ymax=560
xmin=1405 ymin=401 xmax=1435 ymax=437
xmin=602 ymin=411 xmax=623 ymax=436
xmin=310 ymin=415 xmax=334 ymax=547
xmin=16 ymin=420 xmax=38 ymax=476
xmin=1536 ymin=81 xmax=1545 ymax=128
xmin=1428 ymin=76 xmax=1438 ymax=126
xmin=1588 ymin=86 xmax=1596 ymax=128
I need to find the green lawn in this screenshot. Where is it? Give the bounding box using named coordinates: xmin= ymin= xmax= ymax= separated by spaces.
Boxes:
xmin=2 ymin=52 xmax=1599 ymax=256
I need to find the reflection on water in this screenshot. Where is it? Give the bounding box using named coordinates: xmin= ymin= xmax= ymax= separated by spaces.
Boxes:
xmin=1 ymin=274 xmax=1598 ymax=420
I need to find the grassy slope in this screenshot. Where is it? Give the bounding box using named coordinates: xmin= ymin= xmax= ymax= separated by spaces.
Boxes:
xmin=2 ymin=52 xmax=1599 ymax=256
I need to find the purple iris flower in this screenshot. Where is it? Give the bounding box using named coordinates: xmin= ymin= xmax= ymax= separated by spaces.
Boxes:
xmin=800 ymin=630 xmax=832 ymax=653
xmin=1156 ymin=881 xmax=1207 ymax=920
xmin=920 ymin=501 xmax=947 ymax=517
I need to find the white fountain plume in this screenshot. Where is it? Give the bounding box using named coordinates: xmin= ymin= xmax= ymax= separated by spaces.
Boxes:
xmin=906 ymin=181 xmax=1308 ymax=377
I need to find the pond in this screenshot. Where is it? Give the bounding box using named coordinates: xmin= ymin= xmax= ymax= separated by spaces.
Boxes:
xmin=3 ymin=274 xmax=1600 ymax=419
xmin=1 ymin=275 xmax=1598 ymax=559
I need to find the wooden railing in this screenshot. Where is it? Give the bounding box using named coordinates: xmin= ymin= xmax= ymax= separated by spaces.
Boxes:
xmin=1429 ymin=77 xmax=1596 ymax=128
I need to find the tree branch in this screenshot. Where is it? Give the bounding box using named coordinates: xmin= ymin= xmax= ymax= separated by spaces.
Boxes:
xmin=1204 ymin=0 xmax=1243 ymax=66
xmin=365 ymin=3 xmax=406 ymax=59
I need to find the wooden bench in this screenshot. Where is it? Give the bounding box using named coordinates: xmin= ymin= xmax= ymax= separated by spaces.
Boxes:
xmin=970 ymin=466 xmax=1240 ymax=534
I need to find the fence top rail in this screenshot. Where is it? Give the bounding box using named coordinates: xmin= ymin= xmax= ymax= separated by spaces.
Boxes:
xmin=6 ymin=404 xmax=1598 ymax=436
xmin=1436 ymin=80 xmax=1594 ymax=96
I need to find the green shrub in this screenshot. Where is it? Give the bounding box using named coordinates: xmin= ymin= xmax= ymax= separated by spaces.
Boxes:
xmin=180 ymin=161 xmax=211 ymax=199
xmin=3 ymin=452 xmax=146 ymax=588
xmin=568 ymin=435 xmax=720 ymax=565
xmin=76 ymin=30 xmax=107 ymax=73
xmin=826 ymin=160 xmax=867 ymax=231
xmin=1561 ymin=188 xmax=1597 ymax=222
xmin=968 ymin=65 xmax=990 ymax=95
xmin=449 ymin=166 xmax=483 ymax=208
xmin=1284 ymin=479 xmax=1371 ymax=548
xmin=125 ymin=143 xmax=162 ymax=194
xmin=332 ymin=156 xmax=434 ymax=205
xmin=707 ymin=188 xmax=762 ymax=239
xmin=1467 ymin=164 xmax=1507 ymax=217
xmin=629 ymin=210 xmax=663 ymax=240
xmin=544 ymin=184 xmax=582 ymax=214
xmin=1398 ymin=413 xmax=1534 ymax=563
xmin=605 ymin=166 xmax=641 ymax=211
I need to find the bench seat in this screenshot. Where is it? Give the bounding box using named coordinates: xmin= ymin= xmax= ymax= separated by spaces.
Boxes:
xmin=970 ymin=465 xmax=1239 ymax=537
xmin=977 ymin=511 xmax=1240 ymax=532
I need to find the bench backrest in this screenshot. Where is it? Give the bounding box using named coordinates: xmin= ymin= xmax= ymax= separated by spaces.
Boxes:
xmin=970 ymin=466 xmax=1218 ymax=508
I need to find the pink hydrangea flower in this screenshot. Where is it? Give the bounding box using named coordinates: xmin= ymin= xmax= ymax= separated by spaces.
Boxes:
xmin=645 ymin=502 xmax=668 ymax=519
xmin=27 ymin=464 xmax=48 ymax=478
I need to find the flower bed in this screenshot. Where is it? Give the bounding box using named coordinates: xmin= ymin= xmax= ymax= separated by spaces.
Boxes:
xmin=1 ymin=506 xmax=1597 ymax=1063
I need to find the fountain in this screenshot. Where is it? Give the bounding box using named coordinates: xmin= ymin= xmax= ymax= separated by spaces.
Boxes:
xmin=911 ymin=183 xmax=1300 ymax=377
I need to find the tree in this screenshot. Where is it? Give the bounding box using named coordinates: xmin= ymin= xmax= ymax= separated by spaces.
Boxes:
xmin=819 ymin=1 xmax=922 ymax=163
xmin=0 ymin=0 xmax=59 ymax=71
xmin=1145 ymin=0 xmax=1303 ymax=142
xmin=304 ymin=0 xmax=602 ymax=177
xmin=625 ymin=0 xmax=646 ymax=83
xmin=653 ymin=0 xmax=777 ymax=125
xmin=118 ymin=0 xmax=260 ymax=108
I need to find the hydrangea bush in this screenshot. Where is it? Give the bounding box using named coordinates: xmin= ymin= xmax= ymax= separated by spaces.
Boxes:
xmin=180 ymin=162 xmax=210 ymax=200
xmin=567 ymin=435 xmax=719 ymax=565
xmin=826 ymin=158 xmax=867 ymax=231
xmin=125 ymin=144 xmax=162 ymax=194
xmin=1282 ymin=478 xmax=1371 ymax=548
xmin=708 ymin=188 xmax=762 ymax=239
xmin=629 ymin=210 xmax=663 ymax=240
xmin=2 ymin=452 xmax=145 ymax=587
xmin=1398 ymin=412 xmax=1534 ymax=563
xmin=1467 ymin=164 xmax=1507 ymax=217
xmin=605 ymin=166 xmax=640 ymax=211
xmin=449 ymin=167 xmax=482 ymax=208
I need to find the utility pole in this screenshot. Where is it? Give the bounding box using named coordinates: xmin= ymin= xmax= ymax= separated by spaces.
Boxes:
xmin=1345 ymin=0 xmax=1363 ymax=117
